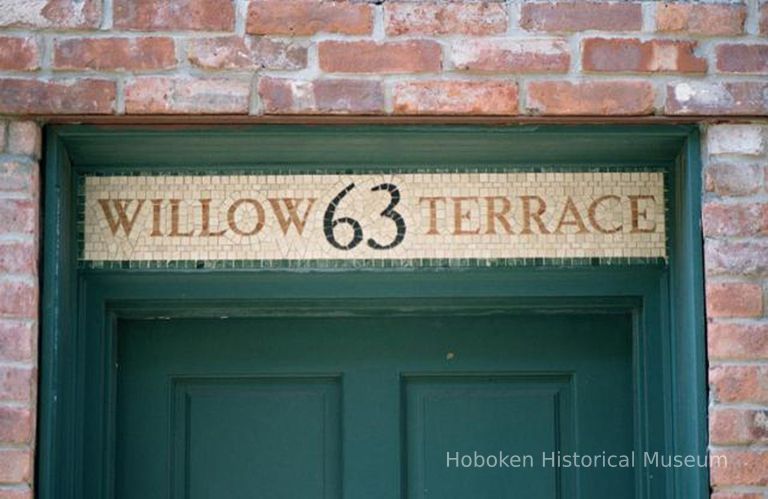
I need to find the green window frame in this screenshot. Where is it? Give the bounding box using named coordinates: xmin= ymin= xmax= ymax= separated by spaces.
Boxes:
xmin=39 ymin=124 xmax=708 ymax=498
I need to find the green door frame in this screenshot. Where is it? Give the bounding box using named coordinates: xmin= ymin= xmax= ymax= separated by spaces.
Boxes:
xmin=39 ymin=124 xmax=708 ymax=498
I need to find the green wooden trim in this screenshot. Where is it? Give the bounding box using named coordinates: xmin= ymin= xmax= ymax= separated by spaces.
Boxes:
xmin=39 ymin=124 xmax=708 ymax=499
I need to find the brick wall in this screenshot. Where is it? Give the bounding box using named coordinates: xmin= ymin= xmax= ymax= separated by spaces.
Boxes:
xmin=706 ymin=124 xmax=768 ymax=499
xmin=0 ymin=0 xmax=767 ymax=497
xmin=0 ymin=121 xmax=40 ymax=499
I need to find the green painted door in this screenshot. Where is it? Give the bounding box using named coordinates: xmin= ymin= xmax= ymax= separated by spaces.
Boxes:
xmin=116 ymin=312 xmax=634 ymax=498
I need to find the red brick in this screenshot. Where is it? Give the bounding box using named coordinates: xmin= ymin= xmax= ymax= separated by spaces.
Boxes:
xmin=710 ymin=450 xmax=768 ymax=486
xmin=761 ymin=3 xmax=768 ymax=35
xmin=7 ymin=122 xmax=41 ymax=159
xmin=0 ymin=79 xmax=115 ymax=115
xmin=706 ymin=282 xmax=763 ymax=318
xmin=0 ymin=242 xmax=36 ymax=276
xmin=0 ymin=200 xmax=36 ymax=235
xmin=709 ymin=322 xmax=768 ymax=360
xmin=385 ymin=2 xmax=507 ymax=36
xmin=666 ymin=82 xmax=768 ymax=116
xmin=703 ymin=203 xmax=768 ymax=237
xmin=0 ymin=407 xmax=32 ymax=444
xmin=0 ymin=367 xmax=33 ymax=403
xmin=0 ymin=280 xmax=37 ymax=320
xmin=393 ymin=81 xmax=518 ymax=115
xmin=259 ymin=77 xmax=384 ymax=115
xmin=716 ymin=44 xmax=768 ymax=74
xmin=706 ymin=240 xmax=768 ymax=277
xmin=657 ymin=3 xmax=746 ymax=36
xmin=54 ymin=37 xmax=176 ymax=72
xmin=711 ymin=493 xmax=764 ymax=499
xmin=125 ymin=77 xmax=250 ymax=114
xmin=452 ymin=39 xmax=569 ymax=74
xmin=0 ymin=37 xmax=38 ymax=71
xmin=319 ymin=40 xmax=441 ymax=74
xmin=188 ymin=36 xmax=306 ymax=70
xmin=0 ymin=163 xmax=37 ymax=199
xmin=521 ymin=2 xmax=641 ymax=32
xmin=0 ymin=321 xmax=35 ymax=363
xmin=0 ymin=449 xmax=32 ymax=483
xmin=706 ymin=163 xmax=763 ymax=196
xmin=527 ymin=81 xmax=654 ymax=116
xmin=710 ymin=408 xmax=768 ymax=445
xmin=248 ymin=0 xmax=372 ymax=35
xmin=583 ymin=38 xmax=706 ymax=74
xmin=711 ymin=365 xmax=768 ymax=403
xmin=0 ymin=0 xmax=101 ymax=29
xmin=114 ymin=0 xmax=233 ymax=30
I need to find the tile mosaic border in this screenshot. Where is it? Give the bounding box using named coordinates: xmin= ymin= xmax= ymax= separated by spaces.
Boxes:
xmin=76 ymin=166 xmax=671 ymax=270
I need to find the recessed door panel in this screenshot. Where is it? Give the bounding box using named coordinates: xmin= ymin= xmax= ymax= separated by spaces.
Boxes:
xmin=116 ymin=313 xmax=633 ymax=498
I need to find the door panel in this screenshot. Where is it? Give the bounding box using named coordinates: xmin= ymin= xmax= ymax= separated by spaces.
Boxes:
xmin=116 ymin=313 xmax=634 ymax=499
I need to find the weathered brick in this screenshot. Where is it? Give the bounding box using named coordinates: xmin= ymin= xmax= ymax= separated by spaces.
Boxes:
xmin=248 ymin=0 xmax=372 ymax=35
xmin=125 ymin=77 xmax=250 ymax=114
xmin=0 ymin=321 xmax=35 ymax=363
xmin=393 ymin=81 xmax=518 ymax=115
xmin=705 ymin=282 xmax=763 ymax=318
xmin=0 ymin=200 xmax=36 ymax=235
xmin=582 ymin=38 xmax=706 ymax=74
xmin=0 ymin=37 xmax=39 ymax=71
xmin=0 ymin=162 xmax=37 ymax=198
xmin=0 ymin=367 xmax=33 ymax=403
xmin=522 ymin=2 xmax=641 ymax=32
xmin=706 ymin=240 xmax=768 ymax=277
xmin=319 ymin=41 xmax=441 ymax=74
xmin=761 ymin=2 xmax=768 ymax=35
xmin=716 ymin=44 xmax=768 ymax=74
xmin=385 ymin=2 xmax=507 ymax=36
xmin=259 ymin=77 xmax=385 ymax=115
xmin=710 ymin=408 xmax=768 ymax=445
xmin=0 ymin=0 xmax=101 ymax=29
xmin=656 ymin=3 xmax=746 ymax=36
xmin=188 ymin=36 xmax=306 ymax=71
xmin=0 ymin=280 xmax=37 ymax=319
xmin=666 ymin=82 xmax=768 ymax=115
xmin=710 ymin=450 xmax=768 ymax=486
xmin=709 ymin=322 xmax=768 ymax=360
xmin=451 ymin=39 xmax=569 ymax=74
xmin=54 ymin=37 xmax=176 ymax=72
xmin=115 ymin=0 xmax=233 ymax=30
xmin=711 ymin=365 xmax=768 ymax=404
xmin=527 ymin=81 xmax=654 ymax=116
xmin=7 ymin=122 xmax=41 ymax=159
xmin=706 ymin=163 xmax=763 ymax=196
xmin=0 ymin=407 xmax=32 ymax=444
xmin=0 ymin=241 xmax=36 ymax=275
xmin=709 ymin=125 xmax=766 ymax=156
xmin=711 ymin=493 xmax=764 ymax=499
xmin=0 ymin=449 xmax=32 ymax=483
xmin=0 ymin=79 xmax=116 ymax=115
xmin=703 ymin=203 xmax=768 ymax=237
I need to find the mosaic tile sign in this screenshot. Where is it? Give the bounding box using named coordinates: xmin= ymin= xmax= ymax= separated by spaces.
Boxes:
xmin=82 ymin=172 xmax=666 ymax=263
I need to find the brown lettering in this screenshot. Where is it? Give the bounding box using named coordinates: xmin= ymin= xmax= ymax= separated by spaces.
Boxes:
xmin=629 ymin=195 xmax=657 ymax=233
xmin=150 ymin=199 xmax=163 ymax=237
xmin=227 ymin=198 xmax=265 ymax=236
xmin=98 ymin=199 xmax=145 ymax=237
xmin=520 ymin=196 xmax=550 ymax=234
xmin=484 ymin=196 xmax=513 ymax=235
xmin=554 ymin=197 xmax=588 ymax=234
xmin=452 ymin=197 xmax=481 ymax=235
xmin=268 ymin=198 xmax=316 ymax=235
xmin=170 ymin=199 xmax=194 ymax=237
xmin=588 ymin=195 xmax=622 ymax=234
xmin=199 ymin=199 xmax=227 ymax=237
xmin=419 ymin=197 xmax=445 ymax=235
